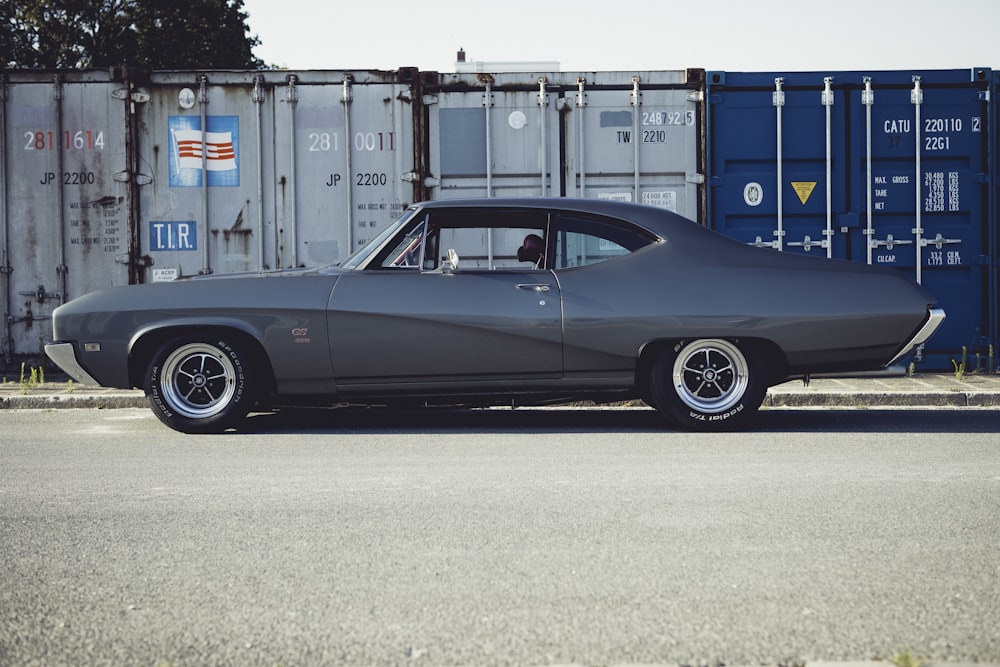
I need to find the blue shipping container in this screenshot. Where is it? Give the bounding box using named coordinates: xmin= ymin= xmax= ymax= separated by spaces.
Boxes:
xmin=706 ymin=68 xmax=994 ymax=371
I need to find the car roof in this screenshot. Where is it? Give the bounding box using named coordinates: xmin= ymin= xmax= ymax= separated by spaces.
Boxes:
xmin=411 ymin=197 xmax=695 ymax=239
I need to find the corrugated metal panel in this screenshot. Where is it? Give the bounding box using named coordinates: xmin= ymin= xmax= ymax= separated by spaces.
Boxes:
xmin=706 ymin=68 xmax=994 ymax=370
xmin=137 ymin=69 xmax=421 ymax=279
xmin=423 ymin=70 xmax=705 ymax=221
xmin=992 ymin=71 xmax=1000 ymax=372
xmin=1 ymin=69 xmax=132 ymax=365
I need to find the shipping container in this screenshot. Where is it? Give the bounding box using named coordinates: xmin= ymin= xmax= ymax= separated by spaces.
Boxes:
xmin=423 ymin=69 xmax=705 ymax=222
xmin=706 ymin=68 xmax=994 ymax=371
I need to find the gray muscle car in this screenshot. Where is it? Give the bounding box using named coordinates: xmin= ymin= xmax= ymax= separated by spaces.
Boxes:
xmin=45 ymin=198 xmax=944 ymax=433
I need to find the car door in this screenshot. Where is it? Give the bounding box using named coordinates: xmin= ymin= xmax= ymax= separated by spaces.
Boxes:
xmin=327 ymin=215 xmax=562 ymax=388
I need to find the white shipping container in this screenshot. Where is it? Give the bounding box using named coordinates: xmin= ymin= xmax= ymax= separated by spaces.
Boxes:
xmin=1 ymin=69 xmax=132 ymax=365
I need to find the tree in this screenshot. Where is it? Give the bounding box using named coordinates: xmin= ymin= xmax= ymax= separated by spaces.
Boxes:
xmin=2 ymin=0 xmax=263 ymax=69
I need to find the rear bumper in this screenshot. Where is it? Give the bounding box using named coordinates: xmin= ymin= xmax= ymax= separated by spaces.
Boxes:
xmin=887 ymin=307 xmax=947 ymax=366
xmin=44 ymin=342 xmax=101 ymax=386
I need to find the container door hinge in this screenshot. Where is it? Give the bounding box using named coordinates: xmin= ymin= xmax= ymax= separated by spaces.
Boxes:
xmin=116 ymin=253 xmax=153 ymax=267
xmin=402 ymin=171 xmax=440 ymax=188
xmin=686 ymin=173 xmax=705 ymax=185
xmin=114 ymin=171 xmax=152 ymax=185
xmin=422 ymin=94 xmax=439 ymax=106
xmin=687 ymin=90 xmax=704 ymax=103
xmin=112 ymin=89 xmax=149 ymax=104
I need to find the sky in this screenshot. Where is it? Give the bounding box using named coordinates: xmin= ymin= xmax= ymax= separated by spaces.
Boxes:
xmin=242 ymin=0 xmax=999 ymax=74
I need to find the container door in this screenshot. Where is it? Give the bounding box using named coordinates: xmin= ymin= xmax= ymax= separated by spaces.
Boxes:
xmin=139 ymin=74 xmax=262 ymax=279
xmin=851 ymin=72 xmax=992 ymax=370
xmin=271 ymin=73 xmax=419 ymax=267
xmin=565 ymin=75 xmax=703 ymax=222
xmin=1 ymin=72 xmax=130 ymax=366
xmin=707 ymin=74 xmax=849 ymax=258
xmin=426 ymin=76 xmax=562 ymax=199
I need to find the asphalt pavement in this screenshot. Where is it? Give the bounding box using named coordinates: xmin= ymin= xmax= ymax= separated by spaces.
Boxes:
xmin=2 ymin=372 xmax=1000 ymax=410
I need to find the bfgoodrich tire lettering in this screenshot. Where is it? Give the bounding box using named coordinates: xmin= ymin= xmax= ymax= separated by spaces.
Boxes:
xmin=146 ymin=335 xmax=252 ymax=433
xmin=648 ymin=338 xmax=766 ymax=431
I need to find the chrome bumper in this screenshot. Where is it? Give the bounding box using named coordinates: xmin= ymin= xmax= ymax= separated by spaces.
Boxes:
xmin=887 ymin=307 xmax=947 ymax=366
xmin=44 ymin=342 xmax=101 ymax=386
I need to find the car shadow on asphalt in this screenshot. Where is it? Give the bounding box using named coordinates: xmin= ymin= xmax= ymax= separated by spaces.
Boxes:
xmin=240 ymin=406 xmax=1000 ymax=435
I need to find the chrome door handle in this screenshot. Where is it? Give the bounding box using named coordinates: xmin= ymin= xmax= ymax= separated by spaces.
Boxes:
xmin=516 ymin=283 xmax=551 ymax=293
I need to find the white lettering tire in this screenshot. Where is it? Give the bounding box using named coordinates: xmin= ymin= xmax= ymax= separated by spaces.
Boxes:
xmin=146 ymin=335 xmax=252 ymax=433
xmin=649 ymin=338 xmax=766 ymax=431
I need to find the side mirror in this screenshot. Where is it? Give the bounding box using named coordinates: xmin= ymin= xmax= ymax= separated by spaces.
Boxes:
xmin=439 ymin=248 xmax=460 ymax=273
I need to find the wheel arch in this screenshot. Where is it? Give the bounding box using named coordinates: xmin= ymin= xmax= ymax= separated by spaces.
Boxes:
xmin=635 ymin=336 xmax=789 ymax=396
xmin=127 ymin=324 xmax=276 ymax=397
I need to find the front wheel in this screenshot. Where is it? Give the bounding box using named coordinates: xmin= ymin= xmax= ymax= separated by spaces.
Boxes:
xmin=648 ymin=338 xmax=766 ymax=431
xmin=145 ymin=335 xmax=253 ymax=433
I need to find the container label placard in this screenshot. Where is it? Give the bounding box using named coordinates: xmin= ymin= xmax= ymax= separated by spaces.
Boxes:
xmin=168 ymin=116 xmax=240 ymax=187
xmin=641 ymin=190 xmax=677 ymax=212
xmin=790 ymin=182 xmax=817 ymax=205
xmin=150 ymin=221 xmax=197 ymax=251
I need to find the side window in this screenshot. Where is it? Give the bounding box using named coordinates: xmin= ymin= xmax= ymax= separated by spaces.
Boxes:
xmin=380 ymin=216 xmax=429 ymax=268
xmin=421 ymin=211 xmax=548 ymax=271
xmin=553 ymin=215 xmax=655 ymax=269
xmin=381 ymin=232 xmax=423 ymax=268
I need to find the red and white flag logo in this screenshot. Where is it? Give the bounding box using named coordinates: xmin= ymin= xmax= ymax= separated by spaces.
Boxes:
xmin=172 ymin=129 xmax=237 ymax=172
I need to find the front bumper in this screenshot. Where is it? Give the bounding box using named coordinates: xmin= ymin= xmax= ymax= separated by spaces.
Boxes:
xmin=44 ymin=342 xmax=101 ymax=386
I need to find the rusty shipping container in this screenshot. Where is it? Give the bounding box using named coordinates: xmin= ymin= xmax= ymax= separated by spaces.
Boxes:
xmin=1 ymin=69 xmax=134 ymax=367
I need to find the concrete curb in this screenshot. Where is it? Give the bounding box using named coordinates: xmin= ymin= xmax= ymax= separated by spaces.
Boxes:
xmin=763 ymin=390 xmax=1000 ymax=408
xmin=0 ymin=391 xmax=147 ymax=410
xmin=2 ymin=375 xmax=1000 ymax=411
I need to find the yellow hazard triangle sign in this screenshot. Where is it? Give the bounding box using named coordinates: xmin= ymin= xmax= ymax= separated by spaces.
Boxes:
xmin=790 ymin=182 xmax=817 ymax=205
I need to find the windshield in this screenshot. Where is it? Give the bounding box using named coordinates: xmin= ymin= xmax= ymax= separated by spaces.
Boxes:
xmin=338 ymin=207 xmax=419 ymax=270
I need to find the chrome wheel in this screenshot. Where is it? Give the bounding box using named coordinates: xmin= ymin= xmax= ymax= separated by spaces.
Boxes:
xmin=672 ymin=338 xmax=750 ymax=413
xmin=160 ymin=342 xmax=238 ymax=419
xmin=146 ymin=335 xmax=253 ymax=433
xmin=648 ymin=337 xmax=764 ymax=431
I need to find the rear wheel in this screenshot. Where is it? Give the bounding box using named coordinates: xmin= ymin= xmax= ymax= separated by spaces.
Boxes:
xmin=648 ymin=338 xmax=765 ymax=431
xmin=145 ymin=334 xmax=253 ymax=433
